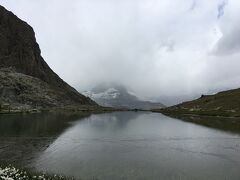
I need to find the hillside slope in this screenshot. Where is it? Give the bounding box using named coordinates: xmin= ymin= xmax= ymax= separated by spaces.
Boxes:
xmin=0 ymin=5 xmax=96 ymax=111
xmin=158 ymin=88 xmax=240 ymax=117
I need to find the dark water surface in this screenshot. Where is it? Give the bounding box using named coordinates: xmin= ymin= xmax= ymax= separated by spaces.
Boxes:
xmin=0 ymin=112 xmax=240 ymax=180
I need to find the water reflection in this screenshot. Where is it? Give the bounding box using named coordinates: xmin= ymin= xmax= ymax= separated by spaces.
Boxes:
xmin=0 ymin=113 xmax=91 ymax=137
xmin=0 ymin=112 xmax=90 ymax=167
xmin=165 ymin=114 xmax=240 ymax=135
xmin=0 ymin=112 xmax=240 ymax=179
xmin=33 ymin=112 xmax=240 ymax=180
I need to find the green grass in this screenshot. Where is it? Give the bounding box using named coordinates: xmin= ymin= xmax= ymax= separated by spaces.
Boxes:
xmin=154 ymin=88 xmax=240 ymax=118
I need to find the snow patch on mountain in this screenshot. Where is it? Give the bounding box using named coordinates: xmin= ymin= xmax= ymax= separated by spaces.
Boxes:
xmin=83 ymin=88 xmax=121 ymax=100
xmin=83 ymin=84 xmax=165 ymax=110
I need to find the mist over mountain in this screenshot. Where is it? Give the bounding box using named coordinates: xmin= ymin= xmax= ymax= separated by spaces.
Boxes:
xmin=84 ymin=83 xmax=165 ymax=110
xmin=1 ymin=0 xmax=240 ymax=105
xmin=0 ymin=2 xmax=240 ymax=179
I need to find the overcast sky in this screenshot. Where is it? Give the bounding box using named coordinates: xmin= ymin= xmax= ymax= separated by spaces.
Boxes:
xmin=1 ymin=0 xmax=240 ymax=105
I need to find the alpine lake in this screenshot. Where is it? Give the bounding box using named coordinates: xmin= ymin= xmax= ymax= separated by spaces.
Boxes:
xmin=0 ymin=112 xmax=240 ymax=180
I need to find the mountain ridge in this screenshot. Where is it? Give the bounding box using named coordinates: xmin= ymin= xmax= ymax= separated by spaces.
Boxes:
xmin=157 ymin=88 xmax=240 ymax=117
xmin=84 ymin=83 xmax=165 ymax=110
xmin=0 ymin=5 xmax=97 ymax=112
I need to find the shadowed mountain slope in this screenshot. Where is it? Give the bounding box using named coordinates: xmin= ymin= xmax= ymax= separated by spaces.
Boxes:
xmin=0 ymin=5 xmax=96 ymax=110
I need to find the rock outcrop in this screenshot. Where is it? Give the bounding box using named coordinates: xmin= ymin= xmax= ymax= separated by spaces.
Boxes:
xmin=0 ymin=5 xmax=96 ymax=110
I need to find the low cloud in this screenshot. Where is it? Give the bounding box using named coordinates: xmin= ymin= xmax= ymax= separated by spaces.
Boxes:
xmin=217 ymin=0 xmax=227 ymax=19
xmin=213 ymin=0 xmax=240 ymax=56
xmin=1 ymin=0 xmax=240 ymax=105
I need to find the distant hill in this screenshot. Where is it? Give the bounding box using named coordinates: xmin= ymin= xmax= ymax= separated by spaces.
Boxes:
xmin=158 ymin=88 xmax=240 ymax=117
xmin=0 ymin=5 xmax=96 ymax=111
xmin=84 ymin=83 xmax=165 ymax=110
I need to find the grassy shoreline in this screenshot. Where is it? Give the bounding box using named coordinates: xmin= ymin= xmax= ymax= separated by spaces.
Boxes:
xmin=153 ymin=110 xmax=240 ymax=134
xmin=152 ymin=108 xmax=240 ymax=118
xmin=0 ymin=105 xmax=134 ymax=115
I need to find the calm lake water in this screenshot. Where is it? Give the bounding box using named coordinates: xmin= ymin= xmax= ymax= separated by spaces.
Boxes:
xmin=0 ymin=112 xmax=240 ymax=180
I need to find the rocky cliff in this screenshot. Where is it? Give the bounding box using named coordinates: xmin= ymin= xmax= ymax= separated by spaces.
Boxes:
xmin=0 ymin=5 xmax=96 ymax=111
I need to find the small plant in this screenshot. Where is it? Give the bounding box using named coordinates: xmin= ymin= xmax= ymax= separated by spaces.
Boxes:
xmin=0 ymin=165 xmax=74 ymax=180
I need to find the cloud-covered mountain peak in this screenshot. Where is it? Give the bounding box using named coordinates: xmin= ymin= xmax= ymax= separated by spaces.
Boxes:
xmin=83 ymin=83 xmax=165 ymax=110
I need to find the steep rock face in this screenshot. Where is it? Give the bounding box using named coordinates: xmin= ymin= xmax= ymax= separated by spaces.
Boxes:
xmin=0 ymin=5 xmax=96 ymax=107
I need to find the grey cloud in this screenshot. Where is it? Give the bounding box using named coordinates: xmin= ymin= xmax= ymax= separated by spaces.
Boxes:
xmin=1 ymin=0 xmax=240 ymax=105
xmin=214 ymin=28 xmax=240 ymax=55
xmin=189 ymin=0 xmax=197 ymax=11
xmin=217 ymin=1 xmax=227 ymax=19
xmin=213 ymin=0 xmax=240 ymax=56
